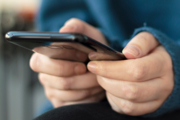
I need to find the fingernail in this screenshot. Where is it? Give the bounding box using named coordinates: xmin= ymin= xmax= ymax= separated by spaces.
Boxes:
xmin=89 ymin=52 xmax=97 ymax=60
xmin=123 ymin=45 xmax=140 ymax=58
xmin=88 ymin=62 xmax=97 ymax=72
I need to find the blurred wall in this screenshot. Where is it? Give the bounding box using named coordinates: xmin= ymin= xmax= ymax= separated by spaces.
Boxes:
xmin=0 ymin=0 xmax=39 ymax=11
xmin=0 ymin=0 xmax=47 ymax=120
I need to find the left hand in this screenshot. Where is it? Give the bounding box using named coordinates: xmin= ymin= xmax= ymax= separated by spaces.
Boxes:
xmin=87 ymin=32 xmax=174 ymax=116
xmin=30 ymin=18 xmax=106 ymax=108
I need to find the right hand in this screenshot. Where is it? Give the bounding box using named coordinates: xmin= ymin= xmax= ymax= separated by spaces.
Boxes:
xmin=30 ymin=18 xmax=106 ymax=107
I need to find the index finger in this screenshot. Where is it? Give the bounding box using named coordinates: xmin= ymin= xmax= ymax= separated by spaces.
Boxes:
xmin=30 ymin=53 xmax=87 ymax=77
xmin=88 ymin=47 xmax=168 ymax=81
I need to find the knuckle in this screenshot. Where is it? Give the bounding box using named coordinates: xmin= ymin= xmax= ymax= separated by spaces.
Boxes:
xmin=59 ymin=78 xmax=72 ymax=90
xmin=166 ymin=85 xmax=173 ymax=94
xmin=123 ymin=84 xmax=139 ymax=100
xmin=137 ymin=32 xmax=153 ymax=42
xmin=56 ymin=62 xmax=76 ymax=77
xmin=121 ymin=100 xmax=135 ymax=115
xmin=52 ymin=103 xmax=60 ymax=108
xmin=83 ymin=90 xmax=92 ymax=98
xmin=164 ymin=77 xmax=174 ymax=95
xmin=77 ymin=89 xmax=93 ymax=100
xmin=53 ymin=102 xmax=64 ymax=108
xmin=138 ymin=33 xmax=149 ymax=41
xmin=45 ymin=88 xmax=53 ymax=100
xmin=51 ymin=99 xmax=64 ymax=108
xmin=159 ymin=47 xmax=173 ymax=76
xmin=56 ymin=63 xmax=66 ymax=77
xmin=167 ymin=64 xmax=172 ymax=72
xmin=165 ymin=58 xmax=173 ymax=72
xmin=38 ymin=74 xmax=45 ymax=85
xmin=130 ymin=62 xmax=147 ymax=81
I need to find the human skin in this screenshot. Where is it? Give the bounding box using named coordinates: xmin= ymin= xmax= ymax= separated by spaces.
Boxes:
xmin=30 ymin=18 xmax=107 ymax=107
xmin=88 ymin=32 xmax=174 ymax=116
xmin=30 ymin=18 xmax=174 ymax=115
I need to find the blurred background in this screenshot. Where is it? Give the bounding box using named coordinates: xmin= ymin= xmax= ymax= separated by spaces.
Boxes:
xmin=0 ymin=0 xmax=48 ymax=120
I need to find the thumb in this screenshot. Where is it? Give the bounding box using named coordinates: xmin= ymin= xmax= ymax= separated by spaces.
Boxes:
xmin=122 ymin=32 xmax=159 ymax=59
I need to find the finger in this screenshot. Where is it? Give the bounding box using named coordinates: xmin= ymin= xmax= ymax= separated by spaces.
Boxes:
xmin=107 ymin=92 xmax=162 ymax=116
xmin=88 ymin=46 xmax=167 ymax=81
xmin=30 ymin=53 xmax=86 ymax=77
xmin=60 ymin=18 xmax=107 ymax=45
xmin=97 ymin=76 xmax=172 ymax=102
xmin=51 ymin=91 xmax=105 ymax=108
xmin=51 ymin=99 xmax=64 ymax=108
xmin=122 ymin=32 xmax=159 ymax=59
xmin=39 ymin=72 xmax=99 ymax=90
xmin=45 ymin=86 xmax=104 ymax=102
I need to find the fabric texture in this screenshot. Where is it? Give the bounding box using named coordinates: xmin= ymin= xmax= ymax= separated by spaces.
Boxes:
xmin=33 ymin=101 xmax=180 ymax=120
xmin=131 ymin=27 xmax=180 ymax=117
xmin=36 ymin=0 xmax=180 ymax=118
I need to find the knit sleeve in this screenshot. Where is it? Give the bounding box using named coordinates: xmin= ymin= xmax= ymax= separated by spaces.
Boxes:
xmin=100 ymin=26 xmax=180 ymax=117
xmin=36 ymin=0 xmax=95 ymax=32
xmin=130 ymin=26 xmax=180 ymax=117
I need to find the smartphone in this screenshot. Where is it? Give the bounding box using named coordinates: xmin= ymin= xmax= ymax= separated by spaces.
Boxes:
xmin=5 ymin=31 xmax=125 ymax=61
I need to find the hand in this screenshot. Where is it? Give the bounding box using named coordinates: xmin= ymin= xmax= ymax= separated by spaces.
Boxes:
xmin=88 ymin=32 xmax=174 ymax=116
xmin=30 ymin=18 xmax=106 ymax=107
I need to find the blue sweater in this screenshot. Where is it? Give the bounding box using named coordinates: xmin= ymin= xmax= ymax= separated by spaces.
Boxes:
xmin=37 ymin=0 xmax=180 ymax=117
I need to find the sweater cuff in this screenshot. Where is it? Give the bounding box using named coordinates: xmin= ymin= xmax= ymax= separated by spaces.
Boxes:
xmin=132 ymin=27 xmax=180 ymax=117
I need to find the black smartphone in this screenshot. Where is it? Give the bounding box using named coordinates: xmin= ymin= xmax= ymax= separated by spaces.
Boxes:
xmin=5 ymin=31 xmax=125 ymax=61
